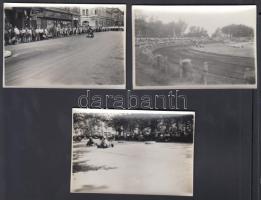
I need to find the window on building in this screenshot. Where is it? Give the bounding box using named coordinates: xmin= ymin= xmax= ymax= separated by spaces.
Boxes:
xmin=95 ymin=9 xmax=97 ymax=15
xmin=82 ymin=9 xmax=85 ymax=16
xmin=86 ymin=9 xmax=88 ymax=16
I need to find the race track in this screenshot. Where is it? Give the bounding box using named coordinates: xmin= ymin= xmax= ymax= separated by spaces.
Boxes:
xmin=4 ymin=32 xmax=125 ymax=88
xmin=135 ymin=45 xmax=255 ymax=86
xmin=71 ymin=140 xmax=193 ymax=196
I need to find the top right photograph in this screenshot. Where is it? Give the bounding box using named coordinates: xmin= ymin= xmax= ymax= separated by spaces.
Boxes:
xmin=132 ymin=5 xmax=257 ymax=89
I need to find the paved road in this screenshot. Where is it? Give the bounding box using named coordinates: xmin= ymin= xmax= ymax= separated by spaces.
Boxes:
xmin=71 ymin=141 xmax=193 ymax=196
xmin=4 ymin=32 xmax=125 ymax=88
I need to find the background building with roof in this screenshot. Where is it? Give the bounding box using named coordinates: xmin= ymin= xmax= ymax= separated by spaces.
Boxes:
xmin=80 ymin=7 xmax=124 ymax=28
xmin=4 ymin=6 xmax=81 ymax=29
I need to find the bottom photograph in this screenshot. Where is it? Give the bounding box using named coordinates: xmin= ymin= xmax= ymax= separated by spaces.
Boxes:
xmin=70 ymin=109 xmax=195 ymax=196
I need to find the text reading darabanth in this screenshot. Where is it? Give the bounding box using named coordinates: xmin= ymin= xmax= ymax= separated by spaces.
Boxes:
xmin=77 ymin=90 xmax=188 ymax=110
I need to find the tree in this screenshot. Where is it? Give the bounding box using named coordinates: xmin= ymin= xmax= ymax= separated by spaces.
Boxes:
xmin=173 ymin=20 xmax=188 ymax=37
xmin=221 ymin=24 xmax=254 ymax=38
xmin=186 ymin=26 xmax=209 ymax=38
xmin=211 ymin=27 xmax=222 ymax=38
xmin=135 ymin=17 xmax=147 ymax=37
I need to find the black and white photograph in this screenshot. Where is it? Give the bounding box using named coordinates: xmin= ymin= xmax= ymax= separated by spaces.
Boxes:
xmin=3 ymin=3 xmax=126 ymax=88
xmin=133 ymin=5 xmax=257 ymax=89
xmin=71 ymin=109 xmax=194 ymax=196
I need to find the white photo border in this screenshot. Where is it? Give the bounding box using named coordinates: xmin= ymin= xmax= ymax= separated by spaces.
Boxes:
xmin=3 ymin=3 xmax=127 ymax=89
xmin=132 ymin=5 xmax=257 ymax=89
xmin=70 ymin=108 xmax=195 ymax=196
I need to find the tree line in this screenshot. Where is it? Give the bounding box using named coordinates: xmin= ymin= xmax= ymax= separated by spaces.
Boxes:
xmin=73 ymin=113 xmax=194 ymax=143
xmin=212 ymin=24 xmax=254 ymax=38
xmin=135 ymin=17 xmax=188 ymax=38
xmin=135 ymin=17 xmax=254 ymax=39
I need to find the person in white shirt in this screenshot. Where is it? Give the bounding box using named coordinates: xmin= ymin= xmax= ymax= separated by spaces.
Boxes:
xmin=57 ymin=26 xmax=60 ymax=37
xmin=43 ymin=29 xmax=48 ymax=39
xmin=35 ymin=27 xmax=40 ymax=41
xmin=39 ymin=28 xmax=44 ymax=40
xmin=14 ymin=26 xmax=20 ymax=43
xmin=20 ymin=28 xmax=26 ymax=43
xmin=26 ymin=28 xmax=32 ymax=42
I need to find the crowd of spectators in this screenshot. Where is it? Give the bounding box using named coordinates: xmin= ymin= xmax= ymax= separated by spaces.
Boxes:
xmin=114 ymin=123 xmax=193 ymax=143
xmin=74 ymin=121 xmax=193 ymax=144
xmin=4 ymin=22 xmax=124 ymax=45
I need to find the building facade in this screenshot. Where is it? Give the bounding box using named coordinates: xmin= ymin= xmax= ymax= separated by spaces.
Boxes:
xmin=111 ymin=8 xmax=124 ymax=26
xmin=4 ymin=7 xmax=80 ymax=30
xmin=80 ymin=7 xmax=124 ymax=28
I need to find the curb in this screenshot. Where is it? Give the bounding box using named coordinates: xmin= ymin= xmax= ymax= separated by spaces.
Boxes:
xmin=4 ymin=50 xmax=12 ymax=58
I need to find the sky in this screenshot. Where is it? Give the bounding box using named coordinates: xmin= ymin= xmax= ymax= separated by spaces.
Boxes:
xmin=133 ymin=5 xmax=256 ymax=35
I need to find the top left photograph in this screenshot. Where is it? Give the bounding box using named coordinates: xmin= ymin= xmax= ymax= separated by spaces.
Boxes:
xmin=3 ymin=3 xmax=126 ymax=89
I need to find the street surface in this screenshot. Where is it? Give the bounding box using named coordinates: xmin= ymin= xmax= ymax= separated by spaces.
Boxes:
xmin=71 ymin=141 xmax=193 ymax=196
xmin=4 ymin=32 xmax=125 ymax=88
xmin=136 ymin=45 xmax=255 ymax=86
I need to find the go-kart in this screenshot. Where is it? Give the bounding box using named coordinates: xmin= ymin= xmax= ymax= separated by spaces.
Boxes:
xmin=97 ymin=138 xmax=114 ymax=148
xmin=86 ymin=29 xmax=94 ymax=38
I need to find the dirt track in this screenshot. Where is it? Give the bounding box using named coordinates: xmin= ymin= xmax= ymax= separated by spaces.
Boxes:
xmin=71 ymin=141 xmax=193 ymax=196
xmin=135 ymin=45 xmax=255 ymax=86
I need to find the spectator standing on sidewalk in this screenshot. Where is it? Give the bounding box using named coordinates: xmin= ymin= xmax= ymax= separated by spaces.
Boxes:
xmin=31 ymin=28 xmax=36 ymax=41
xmin=14 ymin=26 xmax=20 ymax=44
xmin=20 ymin=27 xmax=26 ymax=43
xmin=35 ymin=26 xmax=40 ymax=41
xmin=10 ymin=27 xmax=16 ymax=45
xmin=25 ymin=27 xmax=32 ymax=43
xmin=43 ymin=28 xmax=48 ymax=39
xmin=39 ymin=27 xmax=44 ymax=40
xmin=57 ymin=26 xmax=60 ymax=37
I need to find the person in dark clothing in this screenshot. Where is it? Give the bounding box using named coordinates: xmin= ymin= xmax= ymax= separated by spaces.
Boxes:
xmin=86 ymin=26 xmax=94 ymax=38
xmin=86 ymin=137 xmax=95 ymax=146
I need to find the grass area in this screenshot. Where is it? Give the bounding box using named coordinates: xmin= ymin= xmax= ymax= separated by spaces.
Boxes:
xmin=191 ymin=42 xmax=255 ymax=58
